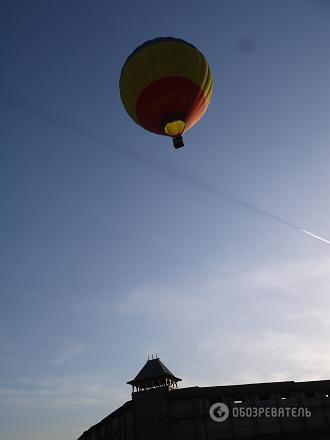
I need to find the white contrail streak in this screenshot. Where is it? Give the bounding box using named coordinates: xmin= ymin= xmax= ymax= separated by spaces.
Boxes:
xmin=2 ymin=94 xmax=330 ymax=248
xmin=299 ymin=229 xmax=330 ymax=245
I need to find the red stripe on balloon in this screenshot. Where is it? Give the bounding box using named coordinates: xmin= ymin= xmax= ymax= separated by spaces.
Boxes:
xmin=136 ymin=76 xmax=207 ymax=135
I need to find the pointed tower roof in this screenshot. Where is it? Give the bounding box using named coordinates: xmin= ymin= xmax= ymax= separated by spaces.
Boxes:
xmin=128 ymin=358 xmax=181 ymax=384
xmin=127 ymin=357 xmax=181 ymax=392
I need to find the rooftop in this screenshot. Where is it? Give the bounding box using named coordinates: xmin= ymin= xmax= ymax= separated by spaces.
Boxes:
xmin=127 ymin=357 xmax=181 ymax=385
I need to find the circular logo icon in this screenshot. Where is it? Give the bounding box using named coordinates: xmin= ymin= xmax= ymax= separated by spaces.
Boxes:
xmin=209 ymin=402 xmax=230 ymax=422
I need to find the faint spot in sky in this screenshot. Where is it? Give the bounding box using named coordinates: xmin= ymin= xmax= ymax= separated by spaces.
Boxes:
xmin=237 ymin=37 xmax=256 ymax=55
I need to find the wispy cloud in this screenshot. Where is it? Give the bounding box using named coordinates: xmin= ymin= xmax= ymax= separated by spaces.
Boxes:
xmin=116 ymin=256 xmax=330 ymax=385
xmin=0 ymin=374 xmax=127 ymax=410
xmin=117 ymin=257 xmax=330 ymax=324
xmin=51 ymin=341 xmax=85 ymax=366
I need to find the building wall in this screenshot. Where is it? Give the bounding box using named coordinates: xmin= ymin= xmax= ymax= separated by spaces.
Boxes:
xmin=167 ymin=389 xmax=330 ymax=439
xmin=78 ymin=383 xmax=330 ymax=440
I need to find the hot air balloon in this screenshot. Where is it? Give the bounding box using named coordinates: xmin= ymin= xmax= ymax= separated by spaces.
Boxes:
xmin=119 ymin=37 xmax=212 ymax=149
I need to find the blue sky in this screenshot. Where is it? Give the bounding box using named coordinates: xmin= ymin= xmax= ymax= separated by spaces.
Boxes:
xmin=1 ymin=0 xmax=330 ymax=439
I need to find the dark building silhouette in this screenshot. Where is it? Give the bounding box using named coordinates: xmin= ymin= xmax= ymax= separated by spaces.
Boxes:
xmin=77 ymin=357 xmax=330 ymax=439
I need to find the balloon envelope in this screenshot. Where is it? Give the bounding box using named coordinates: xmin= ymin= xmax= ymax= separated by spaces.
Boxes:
xmin=119 ymin=37 xmax=212 ymax=148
